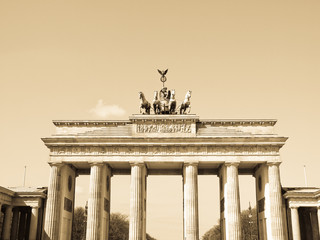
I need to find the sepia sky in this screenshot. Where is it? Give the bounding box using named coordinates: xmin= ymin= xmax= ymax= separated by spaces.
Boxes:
xmin=1 ymin=1 xmax=320 ymax=239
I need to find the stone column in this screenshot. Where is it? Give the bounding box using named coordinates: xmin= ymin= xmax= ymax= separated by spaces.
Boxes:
xmin=225 ymin=162 xmax=241 ymax=240
xmin=18 ymin=210 xmax=27 ymax=240
xmin=290 ymin=207 xmax=301 ymax=240
xmin=2 ymin=206 xmax=13 ymax=240
xmin=129 ymin=162 xmax=147 ymax=240
xmin=29 ymin=207 xmax=39 ymax=240
xmin=10 ymin=207 xmax=19 ymax=240
xmin=183 ymin=162 xmax=199 ymax=240
xmin=267 ymin=162 xmax=286 ymax=240
xmin=44 ymin=163 xmax=63 ymax=240
xmin=86 ymin=163 xmax=104 ymax=240
xmin=317 ymin=207 xmax=320 ymax=237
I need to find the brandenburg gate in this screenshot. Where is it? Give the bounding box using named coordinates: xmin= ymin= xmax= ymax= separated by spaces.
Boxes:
xmin=42 ymin=71 xmax=288 ymax=240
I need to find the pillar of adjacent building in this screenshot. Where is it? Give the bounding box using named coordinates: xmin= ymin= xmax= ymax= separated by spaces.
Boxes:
xmin=183 ymin=162 xmax=199 ymax=240
xmin=267 ymin=162 xmax=286 ymax=240
xmin=224 ymin=162 xmax=241 ymax=240
xmin=10 ymin=208 xmax=20 ymax=240
xmin=2 ymin=206 xmax=13 ymax=240
xmin=129 ymin=162 xmax=147 ymax=240
xmin=29 ymin=206 xmax=39 ymax=240
xmin=290 ymin=207 xmax=301 ymax=240
xmin=44 ymin=163 xmax=63 ymax=240
xmin=317 ymin=206 xmax=320 ymax=237
xmin=18 ymin=210 xmax=27 ymax=240
xmin=86 ymin=163 xmax=104 ymax=240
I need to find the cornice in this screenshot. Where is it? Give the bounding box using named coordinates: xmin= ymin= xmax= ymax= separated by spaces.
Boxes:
xmin=14 ymin=192 xmax=47 ymax=199
xmin=53 ymin=120 xmax=130 ymax=127
xmin=52 ymin=118 xmax=277 ymax=127
xmin=0 ymin=186 xmax=15 ymax=197
xmin=129 ymin=114 xmax=199 ymax=122
xmin=42 ymin=136 xmax=287 ymax=146
xmin=48 ymin=145 xmax=282 ymax=157
xmin=199 ymin=119 xmax=277 ymax=126
xmin=283 ymin=189 xmax=320 ymax=199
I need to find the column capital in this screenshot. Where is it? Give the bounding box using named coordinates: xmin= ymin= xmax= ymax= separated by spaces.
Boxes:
xmin=89 ymin=161 xmax=104 ymax=166
xmin=290 ymin=206 xmax=299 ymax=210
xmin=266 ymin=161 xmax=281 ymax=167
xmin=224 ymin=161 xmax=240 ymax=167
xmin=12 ymin=207 xmax=19 ymax=212
xmin=129 ymin=161 xmax=145 ymax=167
xmin=183 ymin=161 xmax=199 ymax=167
xmin=5 ymin=205 xmax=13 ymax=211
xmin=48 ymin=162 xmax=64 ymax=168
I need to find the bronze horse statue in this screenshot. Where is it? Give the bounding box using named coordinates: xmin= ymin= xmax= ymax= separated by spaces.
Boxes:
xmin=179 ymin=90 xmax=191 ymax=114
xmin=139 ymin=92 xmax=151 ymax=114
xmin=152 ymin=91 xmax=161 ymax=114
xmin=169 ymin=89 xmax=176 ymax=114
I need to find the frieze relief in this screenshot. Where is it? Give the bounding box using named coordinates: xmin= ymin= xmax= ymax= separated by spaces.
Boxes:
xmin=51 ymin=145 xmax=280 ymax=156
xmin=136 ymin=123 xmax=191 ymax=133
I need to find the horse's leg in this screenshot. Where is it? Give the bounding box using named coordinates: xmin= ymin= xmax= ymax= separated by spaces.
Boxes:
xmin=146 ymin=104 xmax=150 ymax=114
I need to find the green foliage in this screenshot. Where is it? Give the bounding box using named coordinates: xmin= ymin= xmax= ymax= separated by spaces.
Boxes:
xmin=202 ymin=207 xmax=258 ymax=240
xmin=72 ymin=209 xmax=157 ymax=240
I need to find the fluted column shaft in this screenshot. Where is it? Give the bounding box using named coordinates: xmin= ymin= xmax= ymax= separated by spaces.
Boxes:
xmin=2 ymin=206 xmax=13 ymax=240
xmin=129 ymin=163 xmax=146 ymax=240
xmin=44 ymin=164 xmax=62 ymax=240
xmin=317 ymin=207 xmax=320 ymax=237
xmin=290 ymin=207 xmax=301 ymax=240
xmin=10 ymin=208 xmax=19 ymax=240
xmin=29 ymin=207 xmax=39 ymax=240
xmin=183 ymin=163 xmax=199 ymax=240
xmin=268 ymin=162 xmax=286 ymax=240
xmin=18 ymin=210 xmax=27 ymax=239
xmin=225 ymin=163 xmax=241 ymax=240
xmin=86 ymin=163 xmax=103 ymax=240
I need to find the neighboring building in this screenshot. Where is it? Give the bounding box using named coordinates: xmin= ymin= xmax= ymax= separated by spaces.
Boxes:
xmin=0 ymin=186 xmax=46 ymax=240
xmin=284 ymin=187 xmax=320 ymax=240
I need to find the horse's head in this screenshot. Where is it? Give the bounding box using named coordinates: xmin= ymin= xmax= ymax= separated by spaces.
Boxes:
xmin=185 ymin=90 xmax=192 ymax=99
xmin=170 ymin=89 xmax=176 ymax=99
xmin=139 ymin=92 xmax=143 ymax=99
xmin=153 ymin=91 xmax=158 ymax=100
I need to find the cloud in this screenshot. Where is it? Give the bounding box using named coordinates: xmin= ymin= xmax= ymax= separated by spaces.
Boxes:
xmin=89 ymin=100 xmax=126 ymax=118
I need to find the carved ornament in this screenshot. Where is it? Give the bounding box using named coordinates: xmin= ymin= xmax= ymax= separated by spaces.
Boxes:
xmin=50 ymin=145 xmax=281 ymax=156
xmin=136 ymin=123 xmax=191 ymax=133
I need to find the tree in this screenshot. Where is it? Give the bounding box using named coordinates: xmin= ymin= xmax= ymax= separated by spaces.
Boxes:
xmin=240 ymin=206 xmax=258 ymax=240
xmin=201 ymin=223 xmax=220 ymax=240
xmin=109 ymin=213 xmax=129 ymax=240
xmin=202 ymin=207 xmax=258 ymax=240
xmin=72 ymin=207 xmax=86 ymax=240
xmin=109 ymin=213 xmax=157 ymax=240
xmin=72 ymin=209 xmax=157 ymax=240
